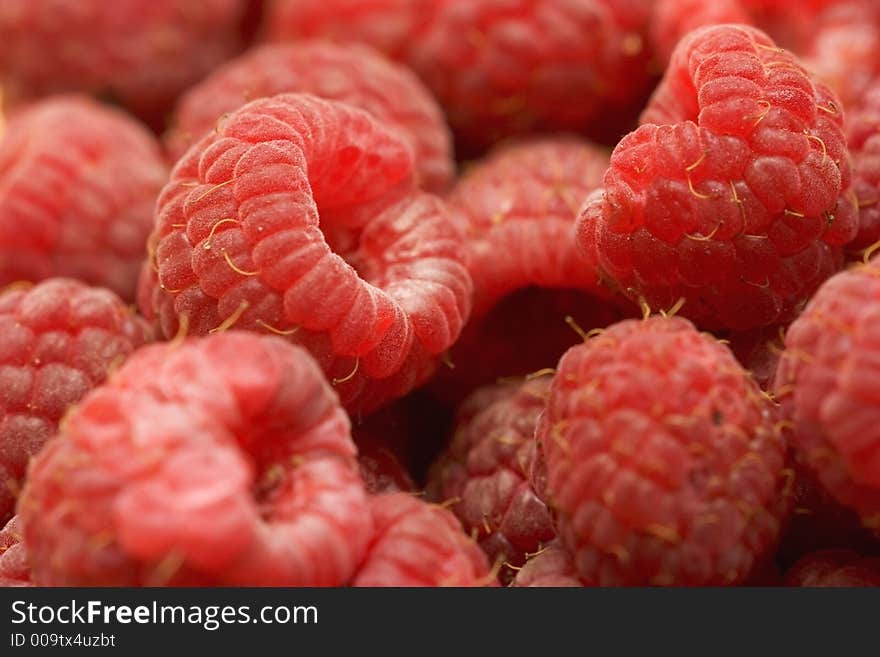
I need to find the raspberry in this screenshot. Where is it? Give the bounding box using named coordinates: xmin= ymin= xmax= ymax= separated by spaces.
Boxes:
xmin=650 ymin=0 xmax=751 ymax=65
xmin=407 ymin=0 xmax=655 ymax=152
xmin=772 ymin=255 xmax=880 ymax=529
xmin=537 ymin=316 xmax=787 ymax=586
xmin=0 ymin=96 xmax=167 ymax=301
xmin=427 ymin=377 xmax=555 ymax=583
xmin=784 ymin=549 xmax=880 ymax=587
xmin=846 ymin=82 xmax=880 ymax=252
xmin=435 ymin=138 xmax=632 ymax=399
xmin=512 ymin=541 xmax=582 ymax=587
xmin=142 ymin=94 xmax=472 ymax=414
xmin=577 ymin=24 xmax=857 ymax=330
xmin=165 ymin=42 xmax=454 ymax=193
xmin=0 ymin=516 xmax=30 ymax=587
xmin=352 ymin=492 xmax=492 ymax=586
xmin=0 ymin=278 xmax=151 ymax=523
xmin=265 ymin=0 xmax=437 ymax=61
xmin=18 ymin=332 xmax=372 ymax=586
xmin=0 ymin=0 xmax=246 ymax=127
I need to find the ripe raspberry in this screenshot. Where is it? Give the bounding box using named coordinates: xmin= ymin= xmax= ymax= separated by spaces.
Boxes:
xmin=142 ymin=94 xmax=472 ymax=414
xmin=352 ymin=492 xmax=492 ymax=586
xmin=538 ymin=316 xmax=787 ymax=586
xmin=0 ymin=0 xmax=247 ymax=126
xmin=847 ymin=82 xmax=880 ymax=252
xmin=577 ymin=24 xmax=857 ymax=330
xmin=166 ymin=42 xmax=454 ymax=193
xmin=798 ymin=1 xmax=880 ymax=110
xmin=435 ymin=138 xmax=632 ymax=399
xmin=778 ymin=460 xmax=880 ymax=566
xmin=772 ymin=255 xmax=880 ymax=529
xmin=650 ymin=0 xmax=751 ymax=65
xmin=427 ymin=377 xmax=555 ymax=583
xmin=511 ymin=541 xmax=582 ymax=587
xmin=18 ymin=332 xmax=372 ymax=586
xmin=0 ymin=516 xmax=31 ymax=587
xmin=0 ymin=96 xmax=167 ymax=301
xmin=0 ymin=278 xmax=151 ymax=523
xmin=265 ymin=0 xmax=437 ymax=61
xmin=407 ymin=0 xmax=655 ymax=152
xmin=785 ymin=549 xmax=880 ymax=587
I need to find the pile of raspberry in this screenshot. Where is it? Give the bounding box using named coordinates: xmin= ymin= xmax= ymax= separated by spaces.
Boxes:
xmin=2 ymin=1 xmax=879 ymax=588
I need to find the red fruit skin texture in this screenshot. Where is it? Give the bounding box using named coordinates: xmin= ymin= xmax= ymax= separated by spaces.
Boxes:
xmin=724 ymin=324 xmax=784 ymax=391
xmin=772 ymin=256 xmax=880 ymax=529
xmin=435 ymin=137 xmax=633 ymax=400
xmin=427 ymin=376 xmax=556 ymax=582
xmin=538 ymin=316 xmax=787 ymax=586
xmin=577 ymin=24 xmax=857 ymax=330
xmin=846 ymin=82 xmax=880 ymax=252
xmin=265 ymin=0 xmax=439 ymax=61
xmin=352 ymin=492 xmax=492 ymax=587
xmin=407 ymin=0 xmax=655 ymax=152
xmin=0 ymin=0 xmax=247 ymax=126
xmin=166 ymin=41 xmax=454 ymax=193
xmin=0 ymin=278 xmax=151 ymax=524
xmin=0 ymin=516 xmax=31 ymax=587
xmin=18 ymin=332 xmax=372 ymax=586
xmin=0 ymin=96 xmax=168 ymax=301
xmin=142 ymin=93 xmax=472 ymax=414
xmin=650 ymin=0 xmax=751 ymax=65
xmin=511 ymin=540 xmax=582 ymax=587
xmin=785 ymin=549 xmax=880 ymax=587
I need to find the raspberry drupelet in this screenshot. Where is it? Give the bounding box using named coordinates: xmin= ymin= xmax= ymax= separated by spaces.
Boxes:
xmin=785 ymin=549 xmax=880 ymax=587
xmin=511 ymin=541 xmax=582 ymax=587
xmin=577 ymin=24 xmax=857 ymax=330
xmin=165 ymin=41 xmax=454 ymax=193
xmin=141 ymin=94 xmax=472 ymax=414
xmin=0 ymin=0 xmax=247 ymax=127
xmin=352 ymin=492 xmax=492 ymax=587
xmin=537 ymin=316 xmax=787 ymax=586
xmin=427 ymin=376 xmax=555 ymax=582
xmin=0 ymin=278 xmax=151 ymax=523
xmin=773 ymin=255 xmax=880 ymax=530
xmin=0 ymin=516 xmax=31 ymax=587
xmin=0 ymin=96 xmax=167 ymax=301
xmin=18 ymin=332 xmax=372 ymax=586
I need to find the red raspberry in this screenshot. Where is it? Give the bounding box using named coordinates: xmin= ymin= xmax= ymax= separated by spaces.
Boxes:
xmin=537 ymin=316 xmax=787 ymax=586
xmin=427 ymin=376 xmax=556 ymax=582
xmin=846 ymin=82 xmax=880 ymax=252
xmin=0 ymin=96 xmax=167 ymax=301
xmin=18 ymin=332 xmax=372 ymax=586
xmin=0 ymin=278 xmax=151 ymax=523
xmin=785 ymin=549 xmax=880 ymax=587
xmin=650 ymin=0 xmax=751 ymax=65
xmin=265 ymin=0 xmax=437 ymax=61
xmin=0 ymin=0 xmax=246 ymax=127
xmin=0 ymin=516 xmax=30 ymax=587
xmin=772 ymin=255 xmax=880 ymax=529
xmin=352 ymin=492 xmax=492 ymax=586
xmin=577 ymin=24 xmax=857 ymax=330
xmin=435 ymin=137 xmax=632 ymax=399
xmin=141 ymin=94 xmax=472 ymax=414
xmin=511 ymin=541 xmax=582 ymax=587
xmin=407 ymin=0 xmax=655 ymax=152
xmin=165 ymin=42 xmax=454 ymax=193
